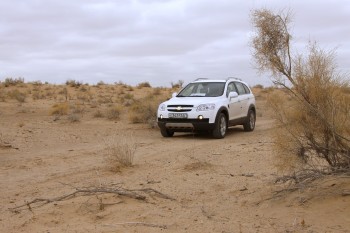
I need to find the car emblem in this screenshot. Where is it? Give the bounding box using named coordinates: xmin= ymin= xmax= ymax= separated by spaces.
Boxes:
xmin=176 ymin=106 xmax=182 ymax=111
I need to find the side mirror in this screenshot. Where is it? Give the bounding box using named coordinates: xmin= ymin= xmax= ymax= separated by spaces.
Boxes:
xmin=229 ymin=91 xmax=238 ymax=99
xmin=172 ymin=92 xmax=177 ymax=98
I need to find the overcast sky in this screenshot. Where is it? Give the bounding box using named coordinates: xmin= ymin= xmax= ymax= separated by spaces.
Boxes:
xmin=0 ymin=0 xmax=349 ymax=87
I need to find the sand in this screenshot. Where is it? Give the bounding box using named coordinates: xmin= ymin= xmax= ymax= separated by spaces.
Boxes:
xmin=0 ymin=84 xmax=349 ymax=232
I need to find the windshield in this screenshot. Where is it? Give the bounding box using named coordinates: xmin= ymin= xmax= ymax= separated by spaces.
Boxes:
xmin=177 ymin=82 xmax=225 ymax=97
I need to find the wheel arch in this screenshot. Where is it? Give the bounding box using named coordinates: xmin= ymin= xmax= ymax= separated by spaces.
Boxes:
xmin=217 ymin=106 xmax=229 ymax=122
xmin=248 ymin=104 xmax=256 ymax=114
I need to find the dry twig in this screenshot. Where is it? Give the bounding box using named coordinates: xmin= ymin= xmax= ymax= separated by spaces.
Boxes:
xmin=9 ymin=185 xmax=174 ymax=212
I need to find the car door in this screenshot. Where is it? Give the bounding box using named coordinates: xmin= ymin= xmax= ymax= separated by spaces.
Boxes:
xmin=226 ymin=82 xmax=241 ymax=121
xmin=234 ymin=82 xmax=250 ymax=118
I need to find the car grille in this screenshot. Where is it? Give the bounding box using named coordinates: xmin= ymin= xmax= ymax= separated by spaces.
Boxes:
xmin=167 ymin=105 xmax=194 ymax=112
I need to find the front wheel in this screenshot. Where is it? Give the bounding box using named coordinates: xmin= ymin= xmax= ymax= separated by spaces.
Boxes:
xmin=212 ymin=113 xmax=227 ymax=139
xmin=160 ymin=127 xmax=174 ymax=137
xmin=243 ymin=109 xmax=256 ymax=132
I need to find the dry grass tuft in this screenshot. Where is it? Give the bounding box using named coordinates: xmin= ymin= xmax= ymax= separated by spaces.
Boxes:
xmin=104 ymin=134 xmax=137 ymax=170
xmin=106 ymin=105 xmax=122 ymax=120
xmin=50 ymin=102 xmax=70 ymax=115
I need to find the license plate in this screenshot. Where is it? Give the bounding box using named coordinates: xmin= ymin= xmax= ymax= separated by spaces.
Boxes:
xmin=168 ymin=113 xmax=188 ymax=118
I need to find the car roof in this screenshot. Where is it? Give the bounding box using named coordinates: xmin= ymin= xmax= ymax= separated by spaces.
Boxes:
xmin=192 ymin=77 xmax=248 ymax=85
xmin=193 ymin=79 xmax=226 ymax=83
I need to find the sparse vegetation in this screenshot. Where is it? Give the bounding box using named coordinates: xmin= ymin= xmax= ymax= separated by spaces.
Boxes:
xmin=251 ymin=9 xmax=350 ymax=179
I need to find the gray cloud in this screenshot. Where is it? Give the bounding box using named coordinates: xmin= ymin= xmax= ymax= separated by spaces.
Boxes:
xmin=0 ymin=0 xmax=349 ymax=86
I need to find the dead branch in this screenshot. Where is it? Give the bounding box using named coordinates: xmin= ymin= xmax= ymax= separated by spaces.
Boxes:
xmin=130 ymin=188 xmax=176 ymax=200
xmin=9 ymin=185 xmax=174 ymax=212
xmin=274 ymin=168 xmax=347 ymax=185
xmin=103 ymin=222 xmax=167 ymax=229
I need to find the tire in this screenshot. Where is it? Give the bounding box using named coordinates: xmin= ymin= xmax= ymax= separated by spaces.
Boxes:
xmin=212 ymin=113 xmax=227 ymax=139
xmin=243 ymin=109 xmax=256 ymax=132
xmin=160 ymin=127 xmax=174 ymax=137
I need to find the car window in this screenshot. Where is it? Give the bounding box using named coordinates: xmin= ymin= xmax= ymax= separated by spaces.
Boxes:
xmin=234 ymin=82 xmax=247 ymax=95
xmin=226 ymin=82 xmax=237 ymax=97
xmin=243 ymin=84 xmax=251 ymax=94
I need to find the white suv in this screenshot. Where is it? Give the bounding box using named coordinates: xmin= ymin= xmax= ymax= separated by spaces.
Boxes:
xmin=157 ymin=78 xmax=256 ymax=138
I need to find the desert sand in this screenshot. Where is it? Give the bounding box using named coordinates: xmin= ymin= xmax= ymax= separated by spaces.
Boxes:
xmin=0 ymin=83 xmax=349 ymax=232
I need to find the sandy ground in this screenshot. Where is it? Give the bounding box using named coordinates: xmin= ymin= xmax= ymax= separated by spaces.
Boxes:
xmin=0 ymin=85 xmax=349 ymax=233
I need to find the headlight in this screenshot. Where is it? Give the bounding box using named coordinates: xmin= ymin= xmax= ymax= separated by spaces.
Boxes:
xmin=196 ymin=104 xmax=215 ymax=111
xmin=159 ymin=104 xmax=166 ymax=111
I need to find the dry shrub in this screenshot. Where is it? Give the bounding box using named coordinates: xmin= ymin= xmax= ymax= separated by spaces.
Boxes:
xmin=58 ymin=87 xmax=69 ymax=101
xmin=66 ymin=79 xmax=82 ymax=87
xmin=153 ymin=87 xmax=162 ymax=96
xmin=106 ymin=105 xmax=121 ymax=120
xmin=252 ymin=9 xmax=350 ymax=176
xmin=0 ymin=89 xmax=6 ymax=102
xmin=253 ymin=84 xmax=264 ymax=89
xmin=30 ymin=80 xmax=43 ymax=86
xmin=93 ymin=110 xmax=104 ymax=118
xmin=77 ymin=92 xmax=92 ymax=103
xmin=71 ymin=103 xmax=85 ymax=115
xmin=3 ymin=77 xmax=24 ymax=87
xmin=97 ymin=95 xmax=113 ymax=104
xmin=121 ymin=93 xmax=135 ymax=106
xmin=7 ymin=89 xmax=26 ymax=102
xmin=123 ymin=93 xmax=134 ymax=100
xmin=171 ymin=80 xmax=184 ymax=89
xmin=105 ymin=134 xmax=137 ymax=169
xmin=68 ymin=113 xmax=80 ymax=123
xmin=32 ymin=88 xmax=46 ymax=100
xmin=137 ymin=82 xmax=151 ymax=88
xmin=50 ymin=102 xmax=69 ymax=115
xmin=128 ymin=94 xmax=165 ymax=127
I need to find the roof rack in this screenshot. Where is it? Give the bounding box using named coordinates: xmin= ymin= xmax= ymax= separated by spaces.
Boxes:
xmin=226 ymin=77 xmax=242 ymax=81
xmin=194 ymin=78 xmax=208 ymax=81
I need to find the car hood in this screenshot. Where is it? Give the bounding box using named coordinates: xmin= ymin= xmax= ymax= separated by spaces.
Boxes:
xmin=163 ymin=97 xmax=217 ymax=106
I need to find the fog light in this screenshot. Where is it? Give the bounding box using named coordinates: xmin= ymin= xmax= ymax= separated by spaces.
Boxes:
xmin=160 ymin=114 xmax=163 ymax=119
xmin=198 ymin=115 xmax=203 ymax=120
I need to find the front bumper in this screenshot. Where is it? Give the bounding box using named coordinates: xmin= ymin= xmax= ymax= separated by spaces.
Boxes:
xmin=157 ymin=118 xmax=215 ymax=132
